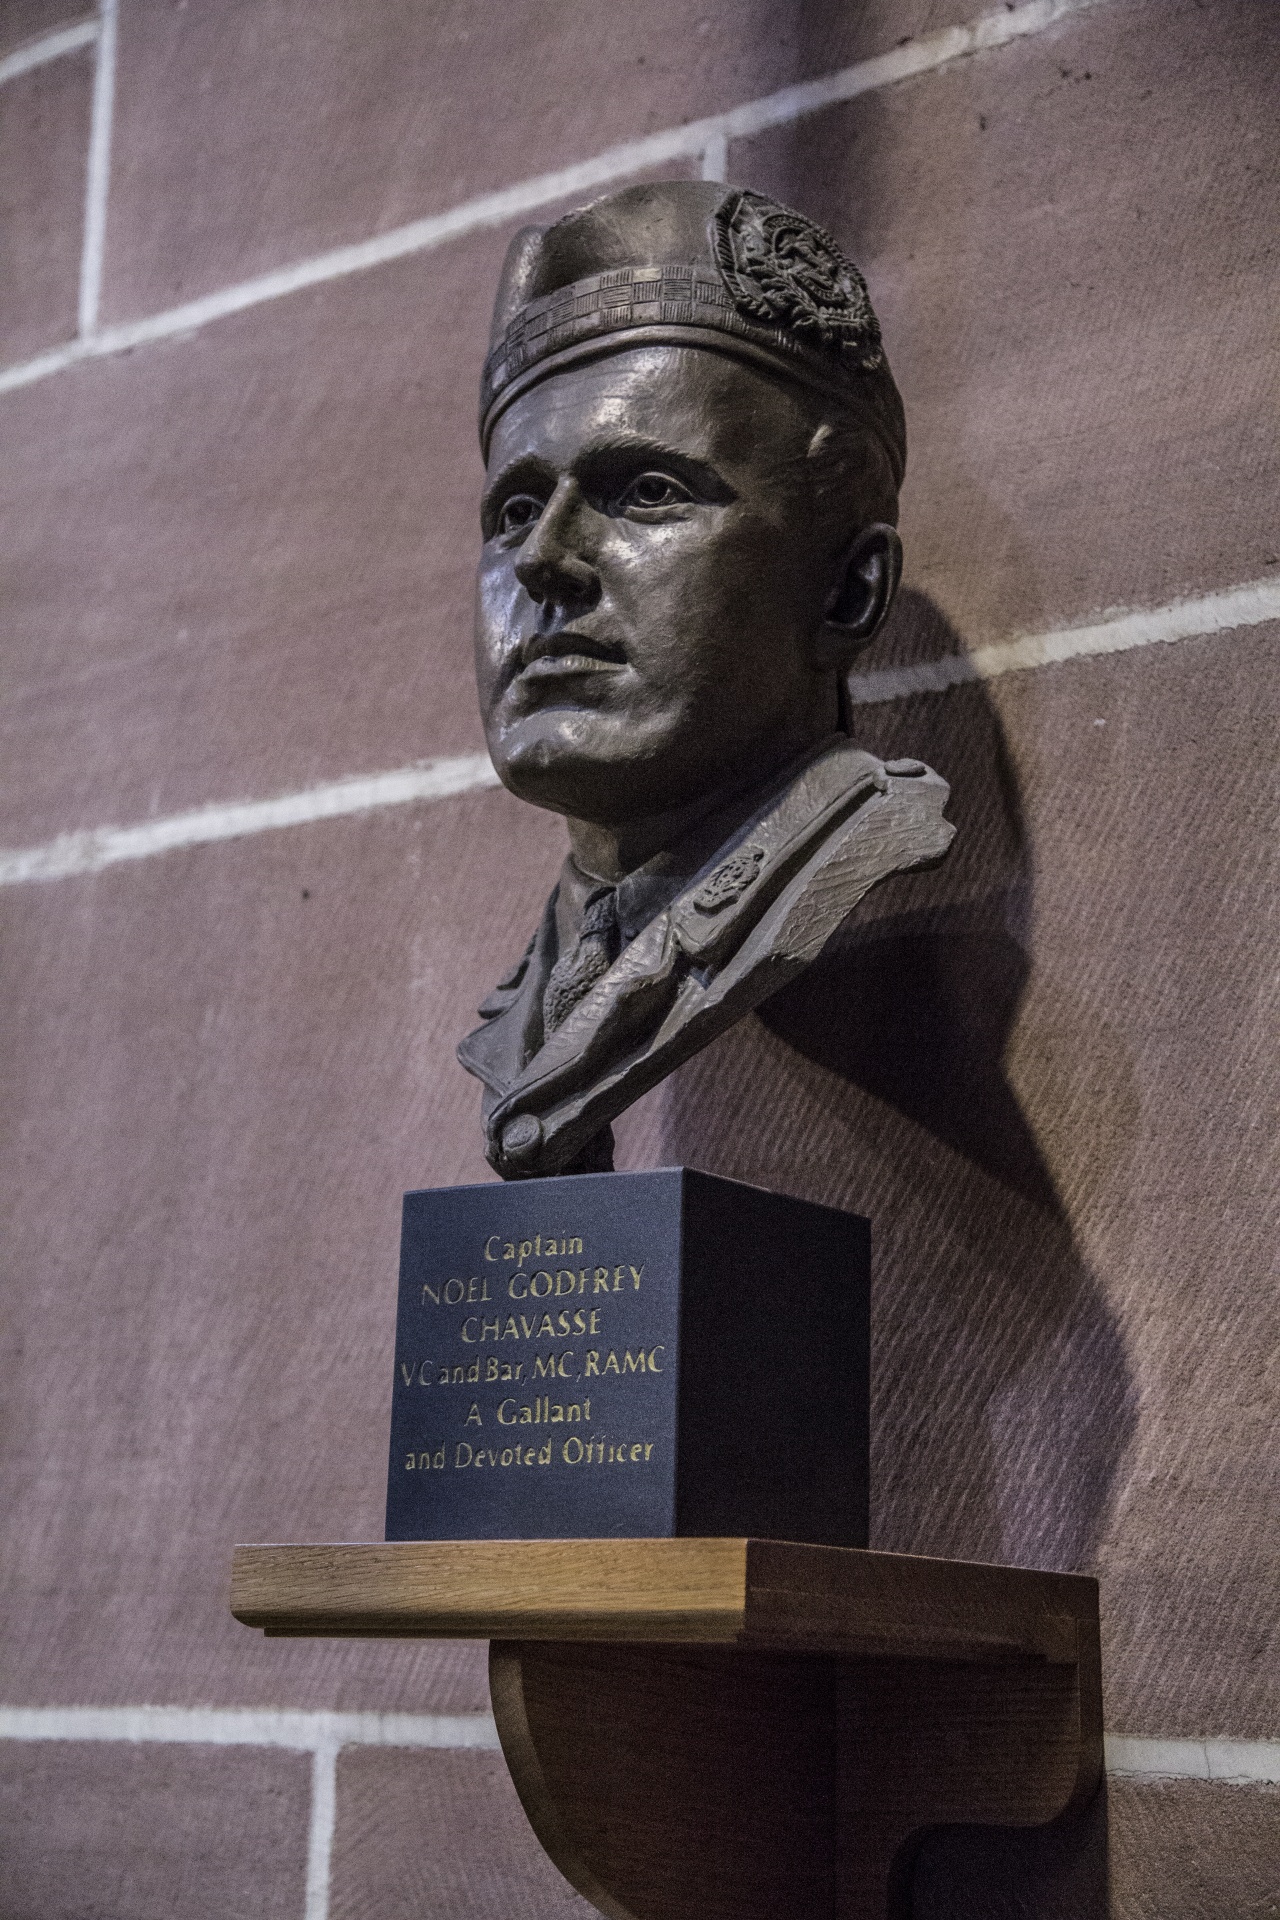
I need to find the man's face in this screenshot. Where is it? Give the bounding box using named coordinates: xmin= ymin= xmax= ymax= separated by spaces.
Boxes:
xmin=475 ymin=345 xmax=842 ymax=828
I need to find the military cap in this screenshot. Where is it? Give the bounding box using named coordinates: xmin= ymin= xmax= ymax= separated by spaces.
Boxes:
xmin=480 ymin=179 xmax=905 ymax=485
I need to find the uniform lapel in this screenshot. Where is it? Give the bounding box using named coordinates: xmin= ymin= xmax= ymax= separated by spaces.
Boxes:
xmin=455 ymin=887 xmax=558 ymax=1101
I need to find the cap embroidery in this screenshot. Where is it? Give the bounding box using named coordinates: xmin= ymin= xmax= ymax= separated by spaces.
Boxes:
xmin=711 ymin=189 xmax=883 ymax=366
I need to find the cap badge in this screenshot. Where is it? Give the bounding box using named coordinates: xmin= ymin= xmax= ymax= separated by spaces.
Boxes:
xmin=712 ymin=189 xmax=883 ymax=365
xmin=692 ymin=844 xmax=767 ymax=915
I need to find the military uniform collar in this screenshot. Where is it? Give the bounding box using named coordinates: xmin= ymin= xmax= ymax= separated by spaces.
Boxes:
xmin=561 ymin=732 xmax=855 ymax=946
xmin=459 ymin=733 xmax=877 ymax=1107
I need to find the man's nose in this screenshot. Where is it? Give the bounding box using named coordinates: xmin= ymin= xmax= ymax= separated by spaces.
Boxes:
xmin=513 ymin=480 xmax=599 ymax=610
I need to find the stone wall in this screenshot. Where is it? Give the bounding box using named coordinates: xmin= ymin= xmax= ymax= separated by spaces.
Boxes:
xmin=1 ymin=1 xmax=1276 ymax=1915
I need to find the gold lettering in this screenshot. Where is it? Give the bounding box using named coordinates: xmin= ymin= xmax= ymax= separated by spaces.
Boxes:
xmin=465 ymin=1403 xmax=483 ymax=1426
xmin=455 ymin=1442 xmax=473 ymax=1467
xmin=550 ymin=1432 xmax=652 ymax=1465
xmin=585 ymin=1350 xmax=600 ymax=1376
xmin=508 ymin=1272 xmax=528 ymax=1299
xmin=481 ymin=1232 xmax=586 ymax=1268
xmin=630 ymin=1265 xmax=644 ymax=1290
xmin=421 ymin=1282 xmax=440 ymax=1306
xmin=647 ymin=1345 xmax=665 ymax=1373
xmin=497 ymin=1399 xmax=516 ymax=1425
xmin=604 ymin=1351 xmax=620 ymax=1374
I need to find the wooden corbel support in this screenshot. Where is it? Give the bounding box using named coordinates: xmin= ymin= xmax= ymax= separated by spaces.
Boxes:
xmin=232 ymin=1538 xmax=1102 ymax=1920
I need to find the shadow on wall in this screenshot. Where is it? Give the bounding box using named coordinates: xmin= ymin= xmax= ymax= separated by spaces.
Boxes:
xmin=780 ymin=589 xmax=1140 ymax=1570
xmin=636 ymin=591 xmax=1139 ymax=1579
xmin=615 ymin=590 xmax=1137 ymax=1910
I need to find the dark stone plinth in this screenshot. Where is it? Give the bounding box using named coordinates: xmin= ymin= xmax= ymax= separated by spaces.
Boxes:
xmin=385 ymin=1167 xmax=869 ymax=1545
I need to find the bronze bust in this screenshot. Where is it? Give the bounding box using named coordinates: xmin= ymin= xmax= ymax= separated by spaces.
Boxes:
xmin=458 ymin=181 xmax=954 ymax=1179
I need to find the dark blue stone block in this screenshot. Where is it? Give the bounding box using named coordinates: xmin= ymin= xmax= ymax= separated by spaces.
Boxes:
xmin=384 ymin=1167 xmax=869 ymax=1545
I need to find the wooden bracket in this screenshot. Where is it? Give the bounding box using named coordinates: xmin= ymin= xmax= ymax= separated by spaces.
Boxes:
xmin=232 ymin=1538 xmax=1102 ymax=1920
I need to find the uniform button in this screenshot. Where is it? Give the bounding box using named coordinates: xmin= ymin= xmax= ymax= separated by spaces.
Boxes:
xmin=500 ymin=1113 xmax=544 ymax=1169
xmin=884 ymin=758 xmax=927 ymax=777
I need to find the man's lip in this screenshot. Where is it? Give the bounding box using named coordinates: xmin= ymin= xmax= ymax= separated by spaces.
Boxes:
xmin=518 ymin=652 xmax=624 ymax=680
xmin=515 ymin=631 xmax=626 ymax=677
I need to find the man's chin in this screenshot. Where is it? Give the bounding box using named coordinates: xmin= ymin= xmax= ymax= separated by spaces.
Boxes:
xmin=488 ymin=713 xmax=695 ymax=825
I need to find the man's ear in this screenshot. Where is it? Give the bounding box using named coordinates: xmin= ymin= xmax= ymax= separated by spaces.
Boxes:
xmin=815 ymin=523 xmax=903 ymax=668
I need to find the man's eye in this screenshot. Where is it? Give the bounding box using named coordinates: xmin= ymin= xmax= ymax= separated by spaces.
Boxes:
xmin=615 ymin=472 xmax=693 ymax=513
xmin=498 ymin=495 xmax=543 ymax=537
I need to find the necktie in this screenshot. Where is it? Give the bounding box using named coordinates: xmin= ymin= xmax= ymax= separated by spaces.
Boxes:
xmin=543 ymin=887 xmax=620 ymax=1034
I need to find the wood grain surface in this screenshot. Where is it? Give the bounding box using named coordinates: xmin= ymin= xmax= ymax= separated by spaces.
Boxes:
xmin=230 ymin=1536 xmax=1093 ymax=1664
xmin=231 ymin=1536 xmax=750 ymax=1640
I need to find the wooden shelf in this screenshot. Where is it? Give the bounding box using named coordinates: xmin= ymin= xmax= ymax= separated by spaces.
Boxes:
xmin=231 ymin=1539 xmax=1103 ymax=1920
xmin=231 ymin=1536 xmax=1089 ymax=1664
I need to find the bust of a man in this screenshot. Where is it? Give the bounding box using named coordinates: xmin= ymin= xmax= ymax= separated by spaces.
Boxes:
xmin=458 ymin=181 xmax=953 ymax=1179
